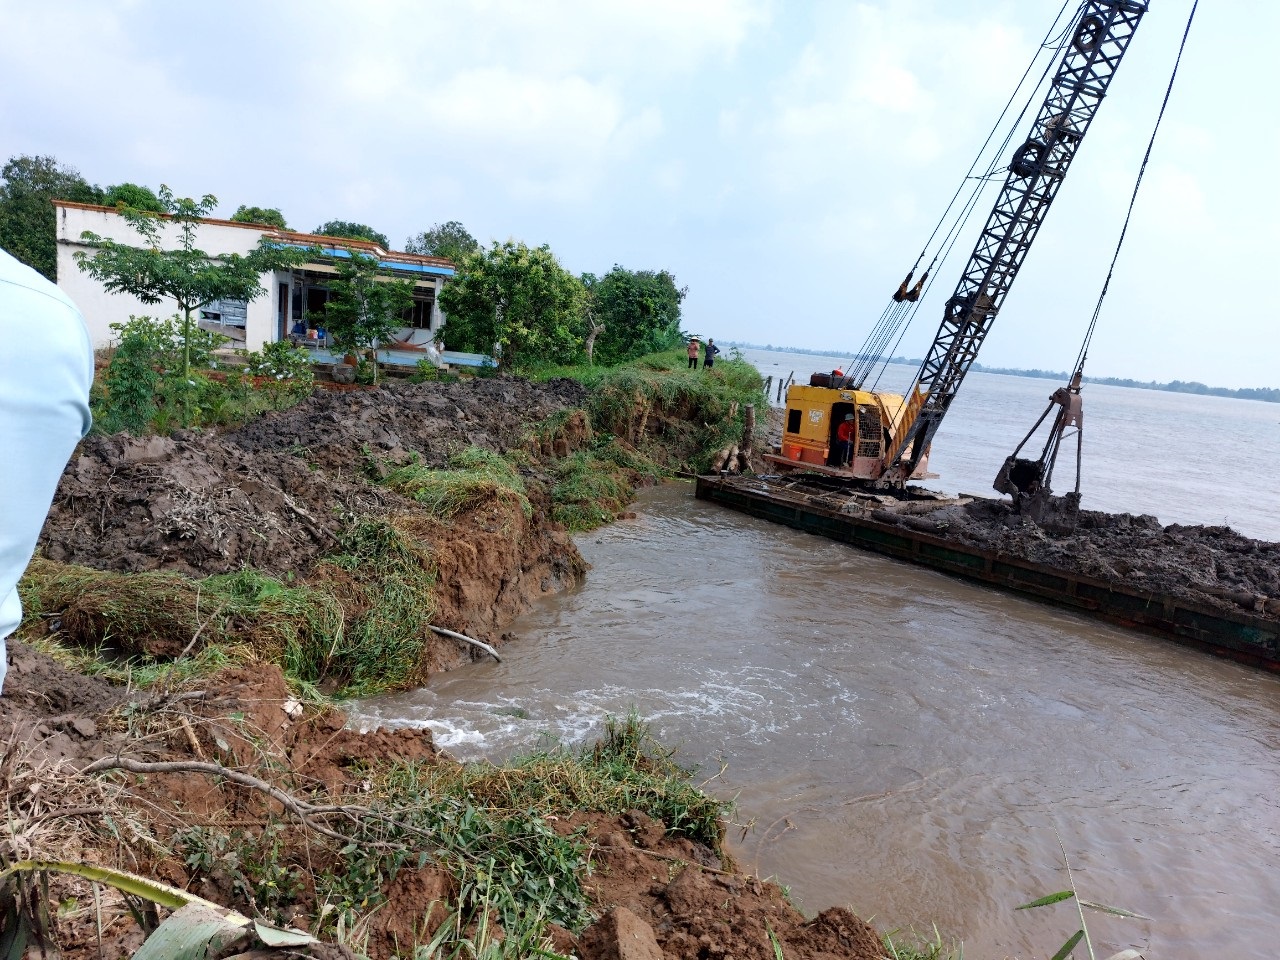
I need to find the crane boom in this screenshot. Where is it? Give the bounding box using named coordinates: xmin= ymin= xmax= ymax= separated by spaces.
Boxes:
xmin=883 ymin=0 xmax=1148 ymax=481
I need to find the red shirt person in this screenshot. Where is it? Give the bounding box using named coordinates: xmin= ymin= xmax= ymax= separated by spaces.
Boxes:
xmin=836 ymin=413 xmax=855 ymax=466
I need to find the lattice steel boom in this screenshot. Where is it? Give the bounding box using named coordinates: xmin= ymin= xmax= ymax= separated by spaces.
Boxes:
xmin=883 ymin=0 xmax=1148 ymax=482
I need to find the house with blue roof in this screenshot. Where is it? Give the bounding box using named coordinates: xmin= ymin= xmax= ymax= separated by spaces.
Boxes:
xmin=53 ymin=200 xmax=461 ymax=365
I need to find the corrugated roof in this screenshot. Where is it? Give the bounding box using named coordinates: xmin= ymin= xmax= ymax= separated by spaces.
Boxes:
xmin=53 ymin=201 xmax=456 ymax=274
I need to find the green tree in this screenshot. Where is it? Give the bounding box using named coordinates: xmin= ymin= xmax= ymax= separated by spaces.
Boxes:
xmin=75 ymin=185 xmax=307 ymax=418
xmin=320 ymin=252 xmax=415 ymax=382
xmin=438 ymin=240 xmax=585 ymax=370
xmin=583 ymin=266 xmax=687 ymax=366
xmin=313 ymin=219 xmax=389 ymax=248
xmin=231 ymin=205 xmax=289 ymax=229
xmin=0 ymin=154 xmax=103 ymax=279
xmin=103 ymin=182 xmax=164 ymax=212
xmin=405 ymin=220 xmax=479 ymax=263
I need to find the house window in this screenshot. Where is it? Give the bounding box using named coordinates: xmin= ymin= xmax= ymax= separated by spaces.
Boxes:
xmin=402 ymin=297 xmax=434 ymax=330
xmin=305 ymin=285 xmax=329 ymax=319
xmin=786 ymin=408 xmax=802 ymax=433
xmin=200 ymin=298 xmax=248 ymax=328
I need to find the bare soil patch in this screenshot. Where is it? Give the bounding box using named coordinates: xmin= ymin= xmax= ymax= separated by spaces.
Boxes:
xmin=880 ymin=496 xmax=1280 ymax=618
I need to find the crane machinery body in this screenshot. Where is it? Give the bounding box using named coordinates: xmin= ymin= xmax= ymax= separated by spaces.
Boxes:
xmin=764 ymin=0 xmax=1148 ymax=487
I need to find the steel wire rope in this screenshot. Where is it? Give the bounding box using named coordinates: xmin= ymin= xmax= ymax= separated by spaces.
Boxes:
xmin=851 ymin=5 xmax=1080 ymax=389
xmin=1072 ymin=0 xmax=1199 ymax=376
xmin=902 ymin=0 xmax=1078 ymax=275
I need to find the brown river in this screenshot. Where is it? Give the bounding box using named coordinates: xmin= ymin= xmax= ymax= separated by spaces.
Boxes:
xmin=354 ymin=364 xmax=1280 ymax=958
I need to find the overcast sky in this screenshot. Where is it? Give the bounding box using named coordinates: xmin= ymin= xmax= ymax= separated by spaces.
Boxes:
xmin=2 ymin=0 xmax=1273 ymax=387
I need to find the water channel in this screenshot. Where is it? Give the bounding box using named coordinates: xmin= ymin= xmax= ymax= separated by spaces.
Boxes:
xmin=354 ymin=363 xmax=1280 ymax=958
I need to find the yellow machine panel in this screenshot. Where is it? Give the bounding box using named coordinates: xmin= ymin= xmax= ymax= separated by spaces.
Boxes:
xmin=769 ymin=383 xmax=928 ymax=481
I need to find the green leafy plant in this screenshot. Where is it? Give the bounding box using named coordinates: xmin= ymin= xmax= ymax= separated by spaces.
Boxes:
xmin=438 ymin=240 xmax=586 ymax=370
xmin=174 ymin=825 xmax=304 ymax=924
xmin=240 ymin=340 xmax=315 ymax=406
xmin=405 ymin=220 xmax=479 ymax=263
xmin=95 ymin=315 xmax=230 ymax=434
xmin=1017 ymin=834 xmax=1149 ymax=960
xmin=232 ymin=205 xmax=288 ymax=229
xmin=580 ymin=266 xmax=686 ymax=366
xmin=0 ymin=153 xmax=104 ymax=279
xmin=319 ymin=252 xmax=415 ymax=383
xmin=74 ymin=185 xmax=306 ymax=421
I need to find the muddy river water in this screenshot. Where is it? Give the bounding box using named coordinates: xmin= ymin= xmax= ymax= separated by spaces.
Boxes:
xmin=356 ymin=370 xmax=1280 ymax=958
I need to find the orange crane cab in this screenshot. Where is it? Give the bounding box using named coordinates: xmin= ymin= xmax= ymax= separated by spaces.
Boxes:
xmin=764 ymin=377 xmax=933 ymax=482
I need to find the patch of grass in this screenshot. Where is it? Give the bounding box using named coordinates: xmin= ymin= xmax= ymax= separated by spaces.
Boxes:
xmin=883 ymin=926 xmax=963 ymax=960
xmin=530 ymin=348 xmax=765 ymax=473
xmin=316 ymin=714 xmax=728 ymax=942
xmin=550 ymin=450 xmax=633 ymax=532
xmin=407 ymin=713 xmax=729 ymax=853
xmin=383 ymin=446 xmax=532 ymax=521
xmin=18 ymin=516 xmax=440 ymax=700
xmin=305 ymin=517 xmax=439 ymax=697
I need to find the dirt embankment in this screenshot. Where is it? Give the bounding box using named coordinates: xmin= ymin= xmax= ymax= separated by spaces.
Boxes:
xmin=37 ymin=377 xmax=592 ymax=651
xmin=2 ymin=640 xmax=885 ymax=960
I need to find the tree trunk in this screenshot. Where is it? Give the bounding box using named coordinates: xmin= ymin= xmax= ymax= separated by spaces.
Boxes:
xmin=739 ymin=404 xmax=755 ymax=472
xmin=585 ymin=321 xmax=604 ymax=364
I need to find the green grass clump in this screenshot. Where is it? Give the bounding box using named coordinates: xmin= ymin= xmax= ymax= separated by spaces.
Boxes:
xmin=18 ymin=516 xmax=440 ymax=700
xmin=306 ymin=518 xmax=438 ymax=697
xmin=412 ymin=713 xmax=729 ymax=852
xmin=383 ymin=446 xmax=532 ymax=520
xmin=550 ymin=450 xmax=633 ymax=532
xmin=530 ymin=348 xmax=765 ymax=473
xmin=883 ymin=926 xmax=963 ymax=960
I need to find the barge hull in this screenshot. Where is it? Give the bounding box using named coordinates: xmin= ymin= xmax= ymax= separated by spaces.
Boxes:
xmin=695 ymin=475 xmax=1280 ymax=673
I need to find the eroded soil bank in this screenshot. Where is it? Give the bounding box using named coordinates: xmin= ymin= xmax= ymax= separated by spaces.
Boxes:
xmin=15 ymin=373 xmax=1277 ymax=957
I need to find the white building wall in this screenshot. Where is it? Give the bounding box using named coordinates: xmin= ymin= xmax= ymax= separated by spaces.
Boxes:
xmin=56 ymin=204 xmax=274 ymax=350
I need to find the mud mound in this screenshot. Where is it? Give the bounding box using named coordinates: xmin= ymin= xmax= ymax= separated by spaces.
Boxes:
xmin=40 ymin=432 xmax=401 ymax=577
xmin=38 ymin=377 xmax=589 ymax=581
xmin=229 ymin=376 xmax=589 ymax=474
xmin=890 ymin=497 xmax=1280 ymax=617
xmin=564 ymin=810 xmax=883 ymax=960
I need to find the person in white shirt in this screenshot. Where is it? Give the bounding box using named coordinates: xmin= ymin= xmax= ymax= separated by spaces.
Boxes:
xmin=0 ymin=249 xmax=94 ymax=692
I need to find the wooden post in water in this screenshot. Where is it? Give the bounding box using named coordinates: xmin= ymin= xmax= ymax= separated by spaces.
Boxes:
xmin=738 ymin=403 xmax=755 ymax=472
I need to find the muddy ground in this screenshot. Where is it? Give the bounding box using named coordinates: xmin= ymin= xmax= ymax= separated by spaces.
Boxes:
xmin=2 ymin=639 xmax=886 ymax=960
xmin=36 ymin=378 xmax=593 ymax=654
xmin=874 ymin=495 xmax=1280 ymax=618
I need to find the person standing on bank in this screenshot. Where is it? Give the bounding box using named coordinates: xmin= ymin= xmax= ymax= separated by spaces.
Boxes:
xmin=703 ymin=338 xmax=720 ymax=370
xmin=686 ymin=337 xmax=700 ymax=370
xmin=0 ymin=249 xmax=94 ymax=694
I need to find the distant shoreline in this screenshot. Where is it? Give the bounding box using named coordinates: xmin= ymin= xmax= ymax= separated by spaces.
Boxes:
xmin=728 ymin=342 xmax=1280 ymax=405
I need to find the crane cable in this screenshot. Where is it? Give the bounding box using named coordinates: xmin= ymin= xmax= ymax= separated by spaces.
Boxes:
xmin=1072 ymin=0 xmax=1200 ymax=377
xmin=849 ymin=1 xmax=1082 ymax=390
xmin=902 ymin=0 xmax=1077 ymax=277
